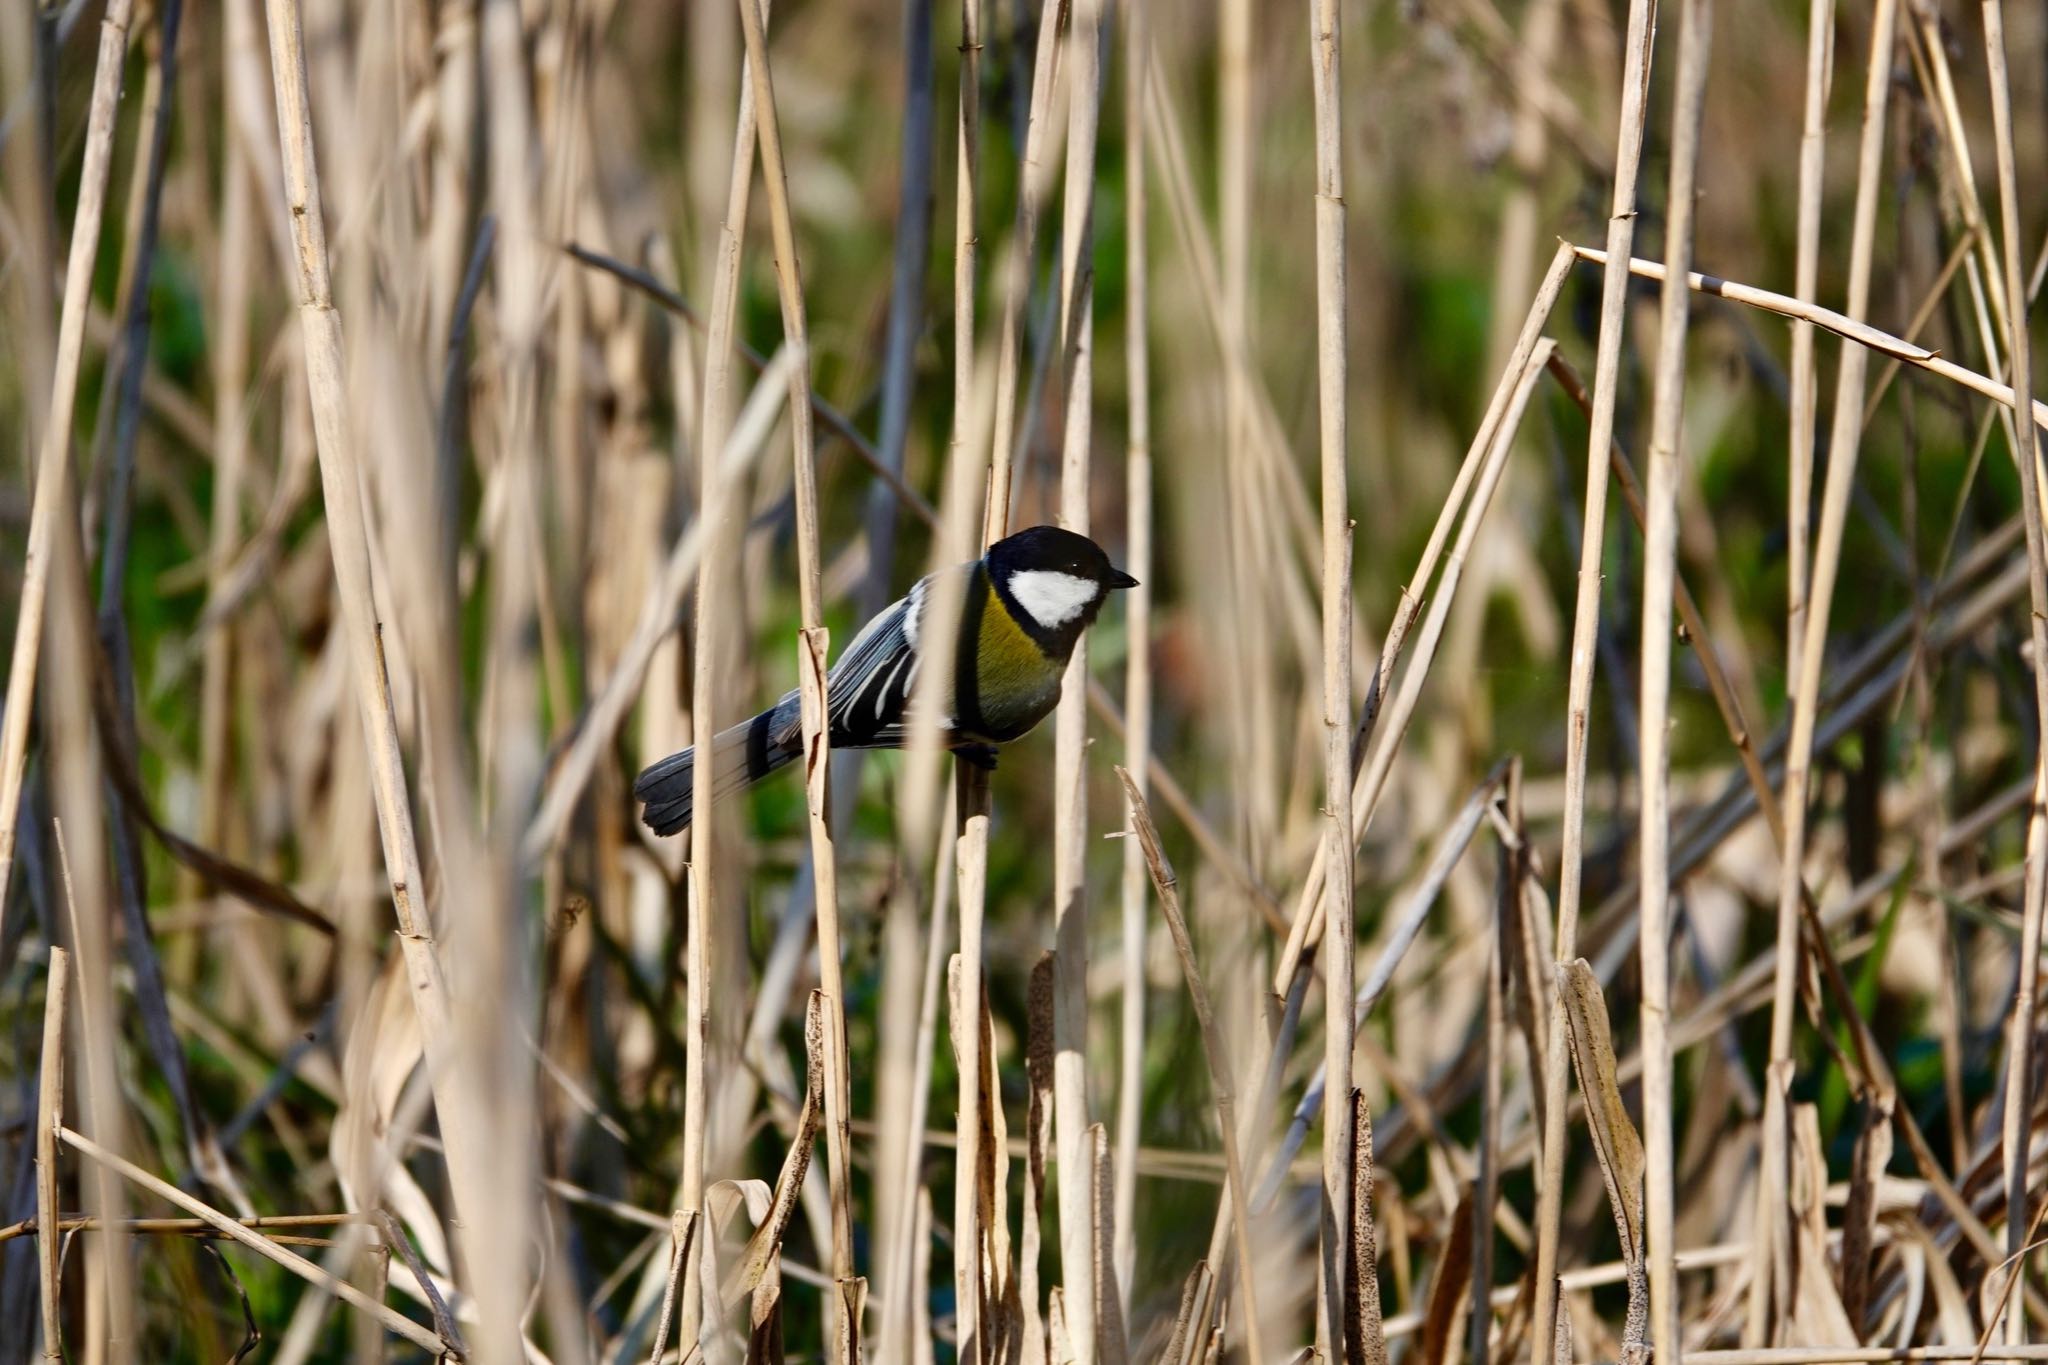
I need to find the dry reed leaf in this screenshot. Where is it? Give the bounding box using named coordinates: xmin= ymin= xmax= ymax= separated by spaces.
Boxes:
xmin=332 ymin=952 xmax=447 ymax=1276
xmin=1555 ymin=958 xmax=1646 ymax=1365
xmin=1788 ymin=1103 xmax=1857 ymax=1347
xmin=1841 ymin=1089 xmax=1895 ymax=1335
xmin=1020 ymin=950 xmax=1057 ymax=1365
xmin=1351 ymin=1089 xmax=1390 ymax=1365
xmin=1907 ymin=1221 xmax=1978 ymax=1346
xmin=1423 ymin=1185 xmax=1477 ymax=1365
xmin=721 ymin=992 xmax=825 ymax=1306
xmin=1163 ymin=1260 xmax=1215 ymax=1365
xmin=746 ymin=1259 xmax=785 ymax=1364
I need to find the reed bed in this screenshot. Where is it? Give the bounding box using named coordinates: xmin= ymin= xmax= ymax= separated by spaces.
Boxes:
xmin=3 ymin=0 xmax=2048 ymax=1361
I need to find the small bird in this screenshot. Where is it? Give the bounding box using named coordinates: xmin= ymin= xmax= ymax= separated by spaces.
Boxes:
xmin=636 ymin=524 xmax=1139 ymax=836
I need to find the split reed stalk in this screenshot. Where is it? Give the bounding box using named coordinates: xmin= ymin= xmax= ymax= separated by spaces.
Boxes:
xmin=1308 ymin=0 xmax=1356 ymax=1353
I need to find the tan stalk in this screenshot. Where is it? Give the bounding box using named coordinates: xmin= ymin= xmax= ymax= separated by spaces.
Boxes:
xmin=1752 ymin=0 xmax=1897 ymax=1336
xmin=37 ymin=947 xmax=69 ymax=1363
xmin=0 ymin=0 xmax=135 ymax=943
xmin=1528 ymin=0 xmax=1658 ymax=1347
xmin=1569 ymin=246 xmax=2048 ymax=434
xmin=727 ymin=0 xmax=860 ymax=1352
xmin=1117 ymin=771 xmax=1266 ymax=1365
xmin=1309 ymin=0 xmax=1354 ymax=1352
xmin=57 ymin=1126 xmax=452 ymax=1356
xmin=1051 ymin=2 xmax=1107 ymax=1359
xmin=1115 ymin=0 xmax=1152 ymax=1314
xmin=1785 ymin=0 xmax=1832 ymax=689
xmin=1635 ymin=2 xmax=1713 ymax=1362
xmin=1980 ymin=2 xmax=2048 ymax=1351
xmin=257 ymin=0 xmax=495 ymax=1316
xmin=683 ymin=0 xmax=775 ymax=1347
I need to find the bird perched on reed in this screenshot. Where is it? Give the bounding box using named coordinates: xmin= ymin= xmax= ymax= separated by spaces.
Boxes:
xmin=636 ymin=524 xmax=1138 ymax=835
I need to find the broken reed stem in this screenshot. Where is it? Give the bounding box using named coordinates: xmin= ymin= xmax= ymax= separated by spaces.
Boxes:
xmin=257 ymin=0 xmax=491 ymax=1276
xmin=1308 ymin=0 xmax=1355 ymax=1350
xmin=56 ymin=1126 xmax=449 ymax=1356
xmin=1754 ymin=0 xmax=1896 ymax=1337
xmin=1563 ymin=248 xmax=2048 ymax=434
xmin=1527 ymin=0 xmax=1657 ymax=1352
xmin=1053 ymin=2 xmax=1106 ymax=1357
xmin=1115 ymin=0 xmax=1151 ymax=1312
xmin=37 ymin=946 xmax=69 ymax=1364
xmin=1637 ymin=3 xmax=1713 ymax=1363
xmin=728 ymin=0 xmax=859 ymax=1350
xmin=1980 ymin=2 xmax=2048 ymax=1351
xmin=0 ymin=0 xmax=135 ymax=944
xmin=1116 ymin=770 xmax=1265 ymax=1365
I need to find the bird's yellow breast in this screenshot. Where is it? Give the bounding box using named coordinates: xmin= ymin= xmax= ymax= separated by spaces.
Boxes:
xmin=970 ymin=588 xmax=1065 ymax=741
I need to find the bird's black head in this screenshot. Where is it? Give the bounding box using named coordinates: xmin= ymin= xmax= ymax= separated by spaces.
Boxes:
xmin=985 ymin=525 xmax=1138 ymax=643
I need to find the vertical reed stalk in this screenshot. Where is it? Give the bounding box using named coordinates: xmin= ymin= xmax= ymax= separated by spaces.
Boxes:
xmin=1981 ymin=2 xmax=2048 ymax=1349
xmin=1114 ymin=0 xmax=1152 ymax=1315
xmin=36 ymin=946 xmax=69 ymax=1363
xmin=1528 ymin=0 xmax=1658 ymax=1350
xmin=1754 ymin=0 xmax=1897 ymax=1336
xmin=1054 ymin=2 xmax=1106 ymax=1355
xmin=1785 ymin=0 xmax=1832 ymax=688
xmin=1308 ymin=0 xmax=1355 ymax=1351
xmin=728 ymin=0 xmax=859 ymax=1353
xmin=0 ymin=0 xmax=135 ymax=944
xmin=257 ymin=0 xmax=493 ymax=1307
xmin=1637 ymin=6 xmax=1714 ymax=1365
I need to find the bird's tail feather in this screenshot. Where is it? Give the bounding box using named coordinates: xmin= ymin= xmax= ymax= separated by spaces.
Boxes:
xmin=634 ymin=703 xmax=800 ymax=836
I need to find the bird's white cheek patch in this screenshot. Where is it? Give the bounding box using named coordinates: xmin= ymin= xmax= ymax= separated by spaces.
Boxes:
xmin=1008 ymin=569 xmax=1098 ymax=629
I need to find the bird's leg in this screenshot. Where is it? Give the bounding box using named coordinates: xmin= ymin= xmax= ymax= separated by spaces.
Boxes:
xmin=953 ymin=742 xmax=1000 ymax=772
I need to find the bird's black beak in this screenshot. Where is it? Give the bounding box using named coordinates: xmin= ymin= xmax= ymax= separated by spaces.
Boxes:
xmin=1107 ymin=568 xmax=1139 ymax=589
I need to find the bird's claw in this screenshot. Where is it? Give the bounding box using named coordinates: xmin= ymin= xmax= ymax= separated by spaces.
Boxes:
xmin=956 ymin=744 xmax=999 ymax=772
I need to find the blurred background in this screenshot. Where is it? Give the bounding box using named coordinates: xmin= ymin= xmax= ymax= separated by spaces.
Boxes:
xmin=3 ymin=0 xmax=2048 ymax=1359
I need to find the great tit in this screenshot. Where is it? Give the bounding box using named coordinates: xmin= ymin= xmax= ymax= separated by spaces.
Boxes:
xmin=635 ymin=524 xmax=1138 ymax=836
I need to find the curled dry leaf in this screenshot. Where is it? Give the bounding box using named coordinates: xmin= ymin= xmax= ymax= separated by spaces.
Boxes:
xmin=722 ymin=992 xmax=825 ymax=1306
xmin=1556 ymin=958 xmax=1647 ymax=1365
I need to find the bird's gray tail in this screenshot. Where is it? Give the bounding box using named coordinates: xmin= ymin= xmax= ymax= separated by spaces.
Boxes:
xmin=635 ymin=700 xmax=801 ymax=836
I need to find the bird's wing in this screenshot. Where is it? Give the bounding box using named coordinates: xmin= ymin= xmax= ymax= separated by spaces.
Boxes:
xmin=824 ymin=562 xmax=968 ymax=746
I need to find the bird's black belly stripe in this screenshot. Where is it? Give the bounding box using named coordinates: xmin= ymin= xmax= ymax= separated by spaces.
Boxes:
xmin=952 ymin=566 xmax=989 ymax=740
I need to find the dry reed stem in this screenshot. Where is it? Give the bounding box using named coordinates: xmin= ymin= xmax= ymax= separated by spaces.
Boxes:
xmin=1564 ymin=248 xmax=2048 ymax=433
xmin=684 ymin=4 xmax=775 ymax=1348
xmin=727 ymin=0 xmax=859 ymax=1349
xmin=1785 ymin=0 xmax=1832 ymax=689
xmin=521 ymin=347 xmax=795 ymax=864
xmin=1526 ymin=0 xmax=1657 ymax=1343
xmin=1115 ymin=0 xmax=1152 ymax=1313
xmin=36 ymin=946 xmax=68 ymax=1363
xmin=1308 ymin=0 xmax=1355 ymax=1350
xmin=983 ymin=0 xmax=1068 ymax=542
xmin=257 ymin=0 xmax=495 ymax=1303
xmin=1636 ymin=5 xmax=1714 ymax=1365
xmin=1116 ymin=769 xmax=1265 ymax=1365
xmin=1053 ymin=2 xmax=1105 ymax=1356
xmin=1753 ymin=0 xmax=1896 ymax=1337
xmin=1275 ymin=242 xmax=1576 ymax=997
xmin=0 ymin=0 xmax=134 ymax=942
xmin=55 ymin=1125 xmax=449 ymax=1355
xmin=1979 ymin=3 xmax=2048 ymax=1353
